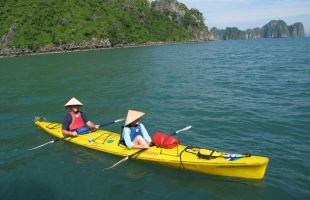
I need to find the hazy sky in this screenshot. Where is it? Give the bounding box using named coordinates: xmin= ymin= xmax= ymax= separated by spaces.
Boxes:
xmin=178 ymin=0 xmax=310 ymax=34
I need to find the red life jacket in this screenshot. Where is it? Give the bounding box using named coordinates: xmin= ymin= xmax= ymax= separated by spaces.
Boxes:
xmin=69 ymin=112 xmax=85 ymax=131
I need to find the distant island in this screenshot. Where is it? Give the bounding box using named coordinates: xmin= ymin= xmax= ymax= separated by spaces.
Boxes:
xmin=0 ymin=0 xmax=209 ymax=57
xmin=210 ymin=20 xmax=305 ymax=40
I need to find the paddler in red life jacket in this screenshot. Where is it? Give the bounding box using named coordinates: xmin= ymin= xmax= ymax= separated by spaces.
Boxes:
xmin=121 ymin=109 xmax=152 ymax=149
xmin=62 ymin=97 xmax=99 ymax=137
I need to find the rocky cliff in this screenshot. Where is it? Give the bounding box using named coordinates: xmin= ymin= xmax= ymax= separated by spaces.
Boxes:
xmin=210 ymin=20 xmax=305 ymax=40
xmin=288 ymin=22 xmax=305 ymax=37
xmin=152 ymin=0 xmax=209 ymax=40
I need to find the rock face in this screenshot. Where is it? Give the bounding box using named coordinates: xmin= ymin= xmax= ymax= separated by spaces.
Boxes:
xmin=152 ymin=0 xmax=209 ymax=40
xmin=261 ymin=20 xmax=290 ymax=38
xmin=210 ymin=20 xmax=305 ymax=40
xmin=288 ymin=22 xmax=305 ymax=37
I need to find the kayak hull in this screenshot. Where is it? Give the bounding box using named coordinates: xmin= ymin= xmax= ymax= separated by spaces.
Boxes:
xmin=34 ymin=121 xmax=268 ymax=179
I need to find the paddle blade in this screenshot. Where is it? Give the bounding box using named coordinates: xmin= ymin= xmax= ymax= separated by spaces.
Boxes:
xmin=103 ymin=157 xmax=129 ymax=172
xmin=28 ymin=140 xmax=55 ymax=150
xmin=175 ymin=126 xmax=192 ymax=134
xmin=114 ymin=118 xmax=125 ymax=123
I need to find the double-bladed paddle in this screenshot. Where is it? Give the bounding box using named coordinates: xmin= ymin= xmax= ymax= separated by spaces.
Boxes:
xmin=103 ymin=125 xmax=192 ymax=171
xmin=29 ymin=118 xmax=125 ymax=151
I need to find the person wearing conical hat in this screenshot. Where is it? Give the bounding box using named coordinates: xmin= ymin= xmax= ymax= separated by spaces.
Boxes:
xmin=120 ymin=109 xmax=152 ymax=149
xmin=62 ymin=97 xmax=99 ymax=137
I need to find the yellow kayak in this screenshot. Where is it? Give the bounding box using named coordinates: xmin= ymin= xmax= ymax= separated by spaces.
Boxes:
xmin=34 ymin=120 xmax=269 ymax=179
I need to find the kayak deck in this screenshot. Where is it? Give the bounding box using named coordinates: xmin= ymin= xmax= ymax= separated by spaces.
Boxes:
xmin=34 ymin=120 xmax=269 ymax=179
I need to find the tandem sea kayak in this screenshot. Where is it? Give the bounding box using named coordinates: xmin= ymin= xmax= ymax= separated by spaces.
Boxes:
xmin=34 ymin=120 xmax=269 ymax=180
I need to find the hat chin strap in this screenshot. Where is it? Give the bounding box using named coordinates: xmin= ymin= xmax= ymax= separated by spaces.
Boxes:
xmin=130 ymin=119 xmax=140 ymax=125
xmin=128 ymin=122 xmax=139 ymax=127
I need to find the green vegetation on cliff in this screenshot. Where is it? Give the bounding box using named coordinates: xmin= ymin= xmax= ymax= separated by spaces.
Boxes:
xmin=0 ymin=0 xmax=208 ymax=54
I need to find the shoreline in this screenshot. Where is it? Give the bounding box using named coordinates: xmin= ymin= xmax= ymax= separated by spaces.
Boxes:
xmin=0 ymin=40 xmax=207 ymax=59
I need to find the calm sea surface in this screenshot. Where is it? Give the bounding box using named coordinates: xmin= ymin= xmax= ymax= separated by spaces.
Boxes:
xmin=0 ymin=38 xmax=309 ymax=200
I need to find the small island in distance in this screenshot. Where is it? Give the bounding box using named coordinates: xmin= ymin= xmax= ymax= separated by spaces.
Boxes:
xmin=210 ymin=20 xmax=305 ymax=40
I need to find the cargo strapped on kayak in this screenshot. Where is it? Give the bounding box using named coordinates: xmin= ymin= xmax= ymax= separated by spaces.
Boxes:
xmin=197 ymin=150 xmax=215 ymax=160
xmin=185 ymin=146 xmax=252 ymax=160
xmin=152 ymin=132 xmax=180 ymax=149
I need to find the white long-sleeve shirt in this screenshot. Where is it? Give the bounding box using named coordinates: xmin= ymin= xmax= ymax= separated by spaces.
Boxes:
xmin=122 ymin=123 xmax=152 ymax=148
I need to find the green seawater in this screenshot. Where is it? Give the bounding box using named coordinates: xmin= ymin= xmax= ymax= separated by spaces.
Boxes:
xmin=0 ymin=38 xmax=309 ymax=200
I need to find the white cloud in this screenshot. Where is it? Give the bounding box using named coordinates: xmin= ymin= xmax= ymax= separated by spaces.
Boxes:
xmin=209 ymin=6 xmax=310 ymax=24
xmin=178 ymin=0 xmax=310 ymax=32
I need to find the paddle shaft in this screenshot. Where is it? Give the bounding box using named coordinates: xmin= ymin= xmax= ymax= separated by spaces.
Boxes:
xmin=99 ymin=118 xmax=124 ymax=127
xmin=61 ymin=118 xmax=124 ymax=142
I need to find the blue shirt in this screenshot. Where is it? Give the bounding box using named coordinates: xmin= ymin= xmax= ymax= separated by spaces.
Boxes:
xmin=122 ymin=123 xmax=151 ymax=148
xmin=62 ymin=112 xmax=89 ymax=131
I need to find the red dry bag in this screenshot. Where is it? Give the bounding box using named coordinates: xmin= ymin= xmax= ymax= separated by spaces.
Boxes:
xmin=152 ymin=132 xmax=180 ymax=149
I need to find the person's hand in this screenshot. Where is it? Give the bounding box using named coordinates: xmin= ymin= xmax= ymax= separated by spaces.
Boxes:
xmin=90 ymin=125 xmax=100 ymax=132
xmin=71 ymin=131 xmax=78 ymax=137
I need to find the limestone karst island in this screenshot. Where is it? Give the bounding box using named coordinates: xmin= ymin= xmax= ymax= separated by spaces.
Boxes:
xmin=0 ymin=0 xmax=305 ymax=57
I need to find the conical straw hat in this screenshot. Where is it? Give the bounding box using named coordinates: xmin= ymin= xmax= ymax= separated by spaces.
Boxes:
xmin=64 ymin=97 xmax=83 ymax=108
xmin=125 ymin=110 xmax=145 ymax=126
